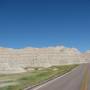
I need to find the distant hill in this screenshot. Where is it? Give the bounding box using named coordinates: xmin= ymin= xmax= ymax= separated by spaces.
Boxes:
xmin=0 ymin=46 xmax=89 ymax=74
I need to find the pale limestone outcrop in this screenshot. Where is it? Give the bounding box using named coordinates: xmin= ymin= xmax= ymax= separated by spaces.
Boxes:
xmin=81 ymin=51 xmax=90 ymax=63
xmin=0 ymin=46 xmax=88 ymax=74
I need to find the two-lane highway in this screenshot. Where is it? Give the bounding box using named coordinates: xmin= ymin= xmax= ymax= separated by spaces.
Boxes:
xmin=26 ymin=64 xmax=90 ymax=90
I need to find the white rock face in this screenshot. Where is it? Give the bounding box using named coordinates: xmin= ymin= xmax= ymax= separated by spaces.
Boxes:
xmin=81 ymin=51 xmax=90 ymax=63
xmin=0 ymin=46 xmax=88 ymax=74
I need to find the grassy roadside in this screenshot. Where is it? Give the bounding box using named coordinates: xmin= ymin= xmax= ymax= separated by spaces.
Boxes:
xmin=0 ymin=64 xmax=78 ymax=90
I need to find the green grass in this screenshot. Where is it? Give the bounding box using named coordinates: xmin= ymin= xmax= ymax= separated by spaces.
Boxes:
xmin=0 ymin=64 xmax=78 ymax=90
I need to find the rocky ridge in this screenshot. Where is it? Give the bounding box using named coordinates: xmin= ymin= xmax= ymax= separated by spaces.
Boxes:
xmin=0 ymin=46 xmax=89 ymax=74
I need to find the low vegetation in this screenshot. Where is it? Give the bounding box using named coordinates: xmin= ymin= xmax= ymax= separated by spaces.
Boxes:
xmin=0 ymin=64 xmax=78 ymax=90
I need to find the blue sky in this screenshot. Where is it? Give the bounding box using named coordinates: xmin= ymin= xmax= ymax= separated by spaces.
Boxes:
xmin=0 ymin=0 xmax=90 ymax=51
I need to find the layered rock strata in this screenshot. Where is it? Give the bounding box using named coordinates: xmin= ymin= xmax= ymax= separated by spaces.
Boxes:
xmin=0 ymin=46 xmax=88 ymax=74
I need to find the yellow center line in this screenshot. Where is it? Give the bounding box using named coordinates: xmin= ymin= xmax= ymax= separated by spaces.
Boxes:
xmin=81 ymin=66 xmax=88 ymax=90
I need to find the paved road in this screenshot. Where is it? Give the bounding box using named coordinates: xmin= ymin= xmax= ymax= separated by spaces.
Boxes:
xmin=87 ymin=64 xmax=90 ymax=90
xmin=27 ymin=64 xmax=90 ymax=90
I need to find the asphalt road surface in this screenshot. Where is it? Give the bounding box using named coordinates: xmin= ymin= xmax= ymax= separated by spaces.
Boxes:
xmin=27 ymin=64 xmax=90 ymax=90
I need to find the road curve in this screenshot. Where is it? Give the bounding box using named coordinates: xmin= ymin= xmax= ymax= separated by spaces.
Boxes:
xmin=26 ymin=64 xmax=90 ymax=90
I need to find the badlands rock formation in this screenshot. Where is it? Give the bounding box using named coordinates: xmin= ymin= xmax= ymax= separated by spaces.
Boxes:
xmin=81 ymin=51 xmax=90 ymax=63
xmin=0 ymin=46 xmax=88 ymax=74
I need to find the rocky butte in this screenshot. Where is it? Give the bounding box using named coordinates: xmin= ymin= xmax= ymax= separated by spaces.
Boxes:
xmin=0 ymin=46 xmax=89 ymax=74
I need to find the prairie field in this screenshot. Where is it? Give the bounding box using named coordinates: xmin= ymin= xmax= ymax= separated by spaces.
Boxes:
xmin=0 ymin=64 xmax=78 ymax=90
